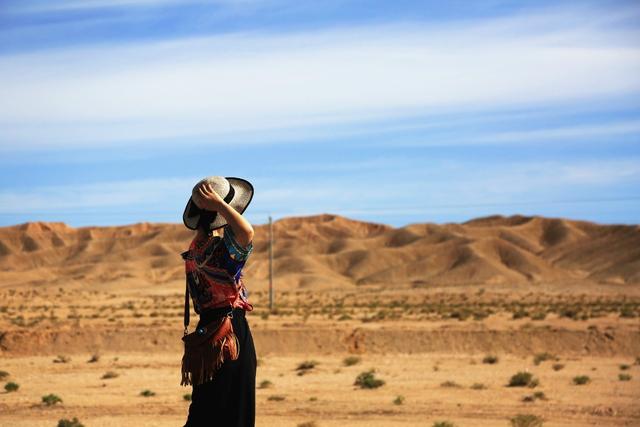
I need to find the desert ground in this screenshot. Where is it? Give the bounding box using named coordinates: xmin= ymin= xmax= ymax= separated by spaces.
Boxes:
xmin=1 ymin=214 xmax=639 ymax=426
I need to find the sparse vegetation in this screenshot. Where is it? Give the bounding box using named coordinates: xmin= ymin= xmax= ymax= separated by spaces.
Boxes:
xmin=4 ymin=382 xmax=19 ymax=392
xmin=512 ymin=309 xmax=528 ymax=319
xmin=53 ymin=355 xmax=71 ymax=363
xmin=619 ymin=305 xmax=636 ymax=318
xmin=354 ymin=369 xmax=385 ymax=389
xmin=393 ymin=395 xmax=405 ymax=405
xmin=42 ymin=394 xmax=63 ymax=406
xmin=572 ymin=375 xmax=591 ymax=385
xmin=296 ymin=360 xmax=318 ymax=371
xmin=267 ymin=395 xmax=286 ymax=401
xmin=297 ymin=422 xmax=317 ymax=427
xmin=618 ymin=373 xmax=631 ymax=381
xmin=101 ymin=371 xmax=119 ymax=380
xmin=531 ymin=312 xmax=547 ymax=320
xmin=440 ymin=380 xmax=462 ymax=388
xmin=533 ymin=391 xmax=547 ymax=400
xmin=0 ymin=371 xmax=9 ymax=380
xmin=87 ymin=354 xmax=100 ymax=363
xmin=533 ymin=352 xmax=557 ymax=365
xmin=183 ymin=393 xmax=192 ymax=401
xmin=552 ymin=363 xmax=565 ymax=371
xmin=296 ymin=360 xmax=318 ymax=376
xmin=482 ymin=355 xmax=499 ymax=364
xmin=258 ymin=380 xmax=273 ymax=389
xmin=432 ymin=421 xmax=456 ymax=427
xmin=508 ymin=372 xmax=538 ymax=388
xmin=523 ymin=391 xmax=547 ymax=402
xmin=343 ymin=356 xmax=361 ymax=366
xmin=619 ymin=364 xmax=630 ymax=370
xmin=470 ymin=383 xmax=487 ymax=390
xmin=57 ymin=417 xmax=84 ymax=427
xmin=510 ymin=414 xmax=543 ymax=427
xmin=140 ymin=390 xmax=156 ymax=397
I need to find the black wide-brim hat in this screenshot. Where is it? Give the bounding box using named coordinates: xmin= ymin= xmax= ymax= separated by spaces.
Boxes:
xmin=182 ymin=176 xmax=254 ymax=231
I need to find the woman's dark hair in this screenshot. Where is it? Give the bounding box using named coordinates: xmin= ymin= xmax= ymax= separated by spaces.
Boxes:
xmin=197 ymin=210 xmax=217 ymax=236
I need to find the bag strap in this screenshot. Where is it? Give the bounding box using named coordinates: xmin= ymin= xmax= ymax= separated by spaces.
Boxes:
xmin=184 ymin=276 xmax=190 ymax=336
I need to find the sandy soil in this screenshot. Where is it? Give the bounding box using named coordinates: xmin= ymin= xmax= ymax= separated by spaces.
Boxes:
xmin=1 ymin=287 xmax=639 ymax=427
xmin=1 ymin=350 xmax=639 ymax=426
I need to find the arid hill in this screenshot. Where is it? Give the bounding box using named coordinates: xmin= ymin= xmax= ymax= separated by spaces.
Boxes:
xmin=0 ymin=214 xmax=639 ymax=291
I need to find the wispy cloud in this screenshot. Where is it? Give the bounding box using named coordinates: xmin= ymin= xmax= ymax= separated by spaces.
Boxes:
xmin=1 ymin=4 xmax=638 ymax=151
xmin=0 ymin=177 xmax=196 ymax=214
xmin=4 ymin=157 xmax=635 ymax=213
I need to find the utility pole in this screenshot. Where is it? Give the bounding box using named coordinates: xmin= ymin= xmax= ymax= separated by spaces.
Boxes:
xmin=268 ymin=215 xmax=274 ymax=311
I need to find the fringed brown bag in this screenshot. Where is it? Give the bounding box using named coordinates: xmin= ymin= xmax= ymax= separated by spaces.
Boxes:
xmin=180 ymin=243 xmax=240 ymax=386
xmin=180 ymin=314 xmax=240 ymax=386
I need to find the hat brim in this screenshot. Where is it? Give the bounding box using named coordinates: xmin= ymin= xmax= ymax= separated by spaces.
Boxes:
xmin=182 ymin=177 xmax=254 ymax=231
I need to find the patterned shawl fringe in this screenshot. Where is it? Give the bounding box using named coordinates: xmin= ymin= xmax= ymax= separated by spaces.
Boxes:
xmin=180 ymin=318 xmax=240 ymax=386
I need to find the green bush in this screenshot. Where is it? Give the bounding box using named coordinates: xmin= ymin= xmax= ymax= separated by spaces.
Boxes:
xmin=296 ymin=360 xmax=318 ymax=371
xmin=510 ymin=414 xmax=543 ymax=427
xmin=140 ymin=390 xmax=156 ymax=397
xmin=482 ymin=355 xmax=499 ymax=364
xmin=4 ymin=382 xmax=19 ymax=392
xmin=53 ymin=355 xmax=70 ymax=364
xmin=533 ymin=391 xmax=547 ymax=400
xmin=183 ymin=393 xmax=192 ymax=401
xmin=343 ymin=356 xmax=361 ymax=366
xmin=258 ymin=380 xmax=273 ymax=389
xmin=508 ymin=372 xmax=537 ymax=387
xmin=101 ymin=371 xmax=119 ymax=379
xmin=440 ymin=380 xmax=462 ymax=388
xmin=57 ymin=418 xmax=84 ymax=427
xmin=572 ymin=375 xmax=590 ymax=385
xmin=393 ymin=395 xmax=405 ymax=405
xmin=354 ymin=369 xmax=385 ymax=389
xmin=618 ymin=373 xmax=631 ymax=381
xmin=42 ymin=394 xmax=63 ymax=406
xmin=512 ymin=309 xmax=529 ymax=319
xmin=533 ymin=352 xmax=557 ymax=365
xmin=531 ymin=312 xmax=547 ymax=320
xmin=432 ymin=422 xmax=456 ymax=427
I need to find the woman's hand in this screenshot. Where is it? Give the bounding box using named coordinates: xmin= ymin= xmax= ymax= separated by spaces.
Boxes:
xmin=196 ymin=182 xmax=224 ymax=211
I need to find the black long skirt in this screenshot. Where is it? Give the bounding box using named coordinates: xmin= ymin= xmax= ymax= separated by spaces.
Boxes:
xmin=183 ymin=306 xmax=257 ymax=427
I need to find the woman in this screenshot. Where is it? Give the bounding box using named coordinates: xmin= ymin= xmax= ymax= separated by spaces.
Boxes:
xmin=181 ymin=176 xmax=257 ymax=427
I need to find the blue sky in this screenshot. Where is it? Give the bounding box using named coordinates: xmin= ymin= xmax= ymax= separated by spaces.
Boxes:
xmin=0 ymin=0 xmax=639 ymax=228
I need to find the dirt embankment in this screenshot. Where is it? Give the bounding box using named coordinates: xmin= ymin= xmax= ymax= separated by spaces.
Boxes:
xmin=2 ymin=324 xmax=639 ymax=357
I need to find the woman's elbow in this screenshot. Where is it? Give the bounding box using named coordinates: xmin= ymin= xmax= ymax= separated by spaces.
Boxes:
xmin=237 ymin=226 xmax=254 ymax=248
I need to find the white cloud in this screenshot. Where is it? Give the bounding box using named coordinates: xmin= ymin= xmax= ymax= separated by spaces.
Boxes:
xmin=386 ymin=119 xmax=640 ymax=147
xmin=0 ymin=177 xmax=196 ymax=214
xmin=1 ymin=157 xmax=638 ymax=225
xmin=1 ymin=4 xmax=639 ymax=150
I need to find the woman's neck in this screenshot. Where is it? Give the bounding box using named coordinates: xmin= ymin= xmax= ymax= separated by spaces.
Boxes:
xmin=196 ymin=227 xmax=222 ymax=240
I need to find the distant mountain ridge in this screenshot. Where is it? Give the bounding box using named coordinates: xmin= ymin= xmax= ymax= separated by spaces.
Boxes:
xmin=0 ymin=213 xmax=638 ymax=289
